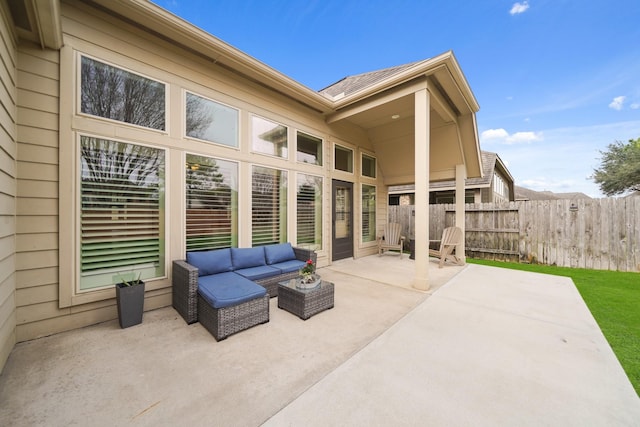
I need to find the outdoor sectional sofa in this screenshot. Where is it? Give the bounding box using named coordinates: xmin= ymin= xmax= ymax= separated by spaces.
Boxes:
xmin=172 ymin=243 xmax=316 ymax=340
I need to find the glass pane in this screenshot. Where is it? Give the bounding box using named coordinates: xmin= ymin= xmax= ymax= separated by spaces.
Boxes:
xmin=80 ymin=136 xmax=165 ymax=290
xmin=362 ymin=184 xmax=376 ymax=242
xmin=297 ymin=131 xmax=322 ymax=166
xmin=334 ymin=145 xmax=353 ymax=173
xmin=362 ymin=154 xmax=376 ymax=178
xmin=186 ymin=154 xmax=238 ymax=251
xmin=335 ymin=185 xmax=351 ymax=239
xmin=252 ymin=116 xmax=288 ymax=158
xmin=297 ymin=173 xmax=322 ymax=250
xmin=185 ymin=93 xmax=238 ymax=147
xmin=252 ymin=166 xmax=287 ymax=245
xmin=81 ymin=56 xmax=165 ymax=130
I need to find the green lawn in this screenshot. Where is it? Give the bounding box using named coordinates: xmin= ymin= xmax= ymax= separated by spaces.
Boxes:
xmin=467 ymin=258 xmax=640 ymax=396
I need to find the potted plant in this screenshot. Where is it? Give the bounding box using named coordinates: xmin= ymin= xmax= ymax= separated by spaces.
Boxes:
xmin=297 ymin=259 xmax=320 ymax=290
xmin=115 ymin=273 xmax=145 ymax=328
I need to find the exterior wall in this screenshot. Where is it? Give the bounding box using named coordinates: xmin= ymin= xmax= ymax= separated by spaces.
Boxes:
xmin=14 ymin=43 xmax=61 ymax=342
xmin=0 ymin=1 xmax=18 ymax=371
xmin=12 ymin=1 xmax=383 ymax=341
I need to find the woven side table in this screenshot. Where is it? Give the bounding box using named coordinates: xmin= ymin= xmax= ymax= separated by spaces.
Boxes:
xmin=277 ymin=278 xmax=334 ymax=320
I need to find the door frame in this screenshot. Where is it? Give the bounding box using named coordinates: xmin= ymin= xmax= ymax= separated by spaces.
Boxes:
xmin=332 ymin=179 xmax=354 ymax=261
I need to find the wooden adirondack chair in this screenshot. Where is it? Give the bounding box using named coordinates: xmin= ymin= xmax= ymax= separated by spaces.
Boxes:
xmin=429 ymin=226 xmax=464 ymax=268
xmin=377 ymin=223 xmax=405 ymax=258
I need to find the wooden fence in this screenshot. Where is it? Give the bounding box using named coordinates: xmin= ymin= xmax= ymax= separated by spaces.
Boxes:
xmin=388 ymin=198 xmax=640 ymax=272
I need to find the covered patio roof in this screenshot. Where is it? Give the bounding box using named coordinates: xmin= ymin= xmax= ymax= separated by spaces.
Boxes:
xmin=322 ymin=52 xmax=483 ymax=186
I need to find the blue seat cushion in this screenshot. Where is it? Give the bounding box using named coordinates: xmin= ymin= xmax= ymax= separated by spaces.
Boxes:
xmin=187 ymin=248 xmax=233 ymax=276
xmin=197 ymin=272 xmax=267 ymax=309
xmin=270 ymin=259 xmax=306 ymax=274
xmin=231 ymin=247 xmax=266 ymax=269
xmin=264 ymin=243 xmax=296 ymax=265
xmin=234 ymin=265 xmax=280 ymax=281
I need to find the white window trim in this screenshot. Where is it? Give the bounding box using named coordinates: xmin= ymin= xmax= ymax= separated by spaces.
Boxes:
xmin=295 ymin=129 xmax=324 ymax=168
xmin=250 ymin=114 xmax=290 ymax=160
xmin=183 ymin=90 xmax=241 ymax=150
xmin=76 ymin=52 xmax=170 ymax=135
xmin=295 ymin=172 xmax=324 ymax=251
xmin=333 ymin=143 xmax=355 ymax=175
xmin=360 ymin=183 xmax=377 ymax=246
xmin=75 ymin=133 xmax=170 ymax=295
xmin=360 ymin=151 xmax=377 ymax=179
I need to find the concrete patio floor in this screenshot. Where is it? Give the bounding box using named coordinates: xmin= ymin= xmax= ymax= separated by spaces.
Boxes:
xmin=1 ymin=256 xmax=639 ymax=426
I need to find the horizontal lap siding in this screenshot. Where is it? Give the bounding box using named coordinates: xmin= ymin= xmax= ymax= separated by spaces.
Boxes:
xmin=15 ymin=45 xmax=64 ymax=342
xmin=0 ymin=2 xmax=17 ymax=371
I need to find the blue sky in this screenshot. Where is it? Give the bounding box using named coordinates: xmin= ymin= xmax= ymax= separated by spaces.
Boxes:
xmin=153 ymin=0 xmax=640 ymax=197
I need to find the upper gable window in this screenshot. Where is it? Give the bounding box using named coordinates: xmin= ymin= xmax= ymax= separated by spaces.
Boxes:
xmin=80 ymin=56 xmax=166 ymax=131
xmin=186 ymin=92 xmax=238 ymax=147
xmin=362 ymin=153 xmax=376 ymax=178
xmin=252 ymin=116 xmax=288 ymax=158
xmin=297 ymin=131 xmax=323 ymax=166
xmin=334 ymin=145 xmax=353 ymax=173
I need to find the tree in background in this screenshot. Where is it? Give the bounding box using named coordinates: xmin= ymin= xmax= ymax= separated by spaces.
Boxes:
xmin=592 ymin=138 xmax=640 ymax=196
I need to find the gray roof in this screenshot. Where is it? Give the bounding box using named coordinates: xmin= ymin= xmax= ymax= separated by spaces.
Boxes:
xmin=429 ymin=151 xmax=498 ymax=190
xmin=319 ymin=60 xmax=424 ymax=99
xmin=389 ymin=151 xmax=508 ymax=193
xmin=514 ymin=186 xmax=592 ymax=201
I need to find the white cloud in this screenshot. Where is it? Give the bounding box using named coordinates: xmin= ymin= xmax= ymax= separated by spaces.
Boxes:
xmin=480 ymin=128 xmax=509 ymax=140
xmin=509 ymin=1 xmax=530 ymax=15
xmin=631 ymin=102 xmax=640 ymax=110
xmin=609 ymin=96 xmax=625 ymax=110
xmin=480 ymin=128 xmax=542 ymax=144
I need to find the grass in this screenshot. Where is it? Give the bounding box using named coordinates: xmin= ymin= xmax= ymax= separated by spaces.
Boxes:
xmin=467 ymin=258 xmax=640 ymax=397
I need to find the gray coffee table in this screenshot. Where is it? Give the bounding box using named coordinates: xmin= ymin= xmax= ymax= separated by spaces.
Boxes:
xmin=277 ymin=278 xmax=334 ymax=320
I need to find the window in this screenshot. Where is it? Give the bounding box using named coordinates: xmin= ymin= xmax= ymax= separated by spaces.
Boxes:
xmin=297 ymin=174 xmax=322 ymax=250
xmin=186 ymin=154 xmax=238 ymax=251
xmin=80 ymin=56 xmax=165 ymax=130
xmin=361 ymin=184 xmax=376 ymax=243
xmin=252 ymin=166 xmax=287 ymax=245
xmin=334 ymin=145 xmax=353 ymax=173
xmin=361 ymin=153 xmax=376 ymax=178
xmin=296 ymin=131 xmax=322 ymax=166
xmin=185 ymin=92 xmax=238 ymax=147
xmin=80 ymin=136 xmax=165 ymax=290
xmin=252 ymin=116 xmax=288 ymax=158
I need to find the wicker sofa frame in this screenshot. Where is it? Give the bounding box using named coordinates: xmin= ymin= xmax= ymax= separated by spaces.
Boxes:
xmin=172 ymin=246 xmax=317 ymax=326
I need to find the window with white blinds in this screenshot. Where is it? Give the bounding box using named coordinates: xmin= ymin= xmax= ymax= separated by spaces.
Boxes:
xmin=252 ymin=166 xmax=287 ymax=246
xmin=297 ymin=173 xmax=322 ymax=250
xmin=80 ymin=136 xmax=165 ymax=290
xmin=186 ymin=154 xmax=238 ymax=251
xmin=362 ymin=184 xmax=376 ymax=243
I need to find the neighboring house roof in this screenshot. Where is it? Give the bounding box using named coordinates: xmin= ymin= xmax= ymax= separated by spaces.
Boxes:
xmin=389 ymin=151 xmax=512 ymax=193
xmin=319 ymin=60 xmax=424 ymax=99
xmin=514 ymin=185 xmax=592 ymax=201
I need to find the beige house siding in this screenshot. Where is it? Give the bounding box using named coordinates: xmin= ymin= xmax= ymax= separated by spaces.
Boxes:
xmin=14 ymin=43 xmax=63 ymax=342
xmin=0 ymin=1 xmax=17 ymax=370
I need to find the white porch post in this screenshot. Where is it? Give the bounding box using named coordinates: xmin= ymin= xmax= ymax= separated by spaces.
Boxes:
xmin=455 ymin=163 xmax=466 ymax=263
xmin=413 ymin=88 xmax=430 ymax=290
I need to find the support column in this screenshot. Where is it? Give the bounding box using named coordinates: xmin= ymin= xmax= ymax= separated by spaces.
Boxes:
xmin=413 ymin=88 xmax=430 ymax=290
xmin=455 ymin=163 xmax=466 ymax=264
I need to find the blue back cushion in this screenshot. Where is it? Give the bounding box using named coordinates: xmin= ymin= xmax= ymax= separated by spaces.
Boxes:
xmin=231 ymin=247 xmax=266 ymax=269
xmin=186 ymin=248 xmax=233 ymax=276
xmin=264 ymin=243 xmax=296 ymax=265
